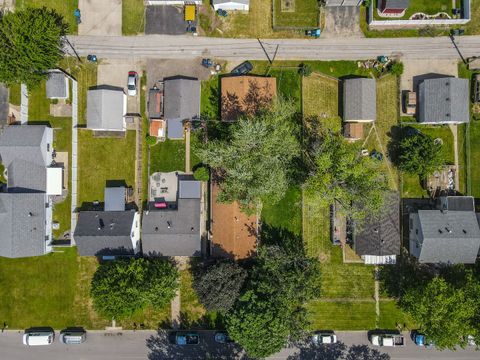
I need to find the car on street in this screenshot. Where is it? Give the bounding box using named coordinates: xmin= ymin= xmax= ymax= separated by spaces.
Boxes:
xmin=214 ymin=331 xmax=233 ymax=344
xmin=230 ymin=61 xmax=253 ymax=76
xmin=412 ymin=330 xmax=434 ymax=348
xmin=173 ymin=331 xmax=199 ymax=345
xmin=311 ymin=331 xmax=337 ymax=345
xmin=23 ymin=330 xmax=55 ymax=346
xmin=127 ymin=71 xmax=138 ymax=96
xmin=371 ymin=333 xmax=405 ymax=347
xmin=60 ymin=329 xmax=87 ymax=344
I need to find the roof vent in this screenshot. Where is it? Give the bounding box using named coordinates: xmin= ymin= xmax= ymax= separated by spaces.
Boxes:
xmin=98 ymin=218 xmax=105 ymax=230
xmin=446 ymin=97 xmax=450 ymax=101
xmin=191 ymin=227 xmax=195 ymax=232
xmin=463 ymin=229 xmax=467 ymax=234
xmin=446 ymin=82 xmax=450 ymax=86
xmin=373 ymin=228 xmax=379 ymax=234
xmin=438 ymin=229 xmax=443 ymax=234
xmin=446 ymin=113 xmax=450 ymax=117
xmin=155 ymin=226 xmax=159 ymax=232
xmin=110 ymin=223 xmax=115 ymax=229
xmin=445 ymin=227 xmax=452 ymax=233
xmin=167 ymin=221 xmax=171 ymax=229
xmin=28 ymin=212 xmax=33 ymax=217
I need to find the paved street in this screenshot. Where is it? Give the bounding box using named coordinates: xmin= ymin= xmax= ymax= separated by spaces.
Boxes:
xmin=67 ymin=35 xmax=480 ymax=61
xmin=1 ymin=330 xmax=478 ymax=359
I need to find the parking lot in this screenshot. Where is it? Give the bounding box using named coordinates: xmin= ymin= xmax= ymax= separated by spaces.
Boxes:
xmin=145 ymin=6 xmax=196 ymax=35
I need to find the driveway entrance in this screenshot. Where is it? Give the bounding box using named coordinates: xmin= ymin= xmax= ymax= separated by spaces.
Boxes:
xmin=78 ymin=0 xmax=122 ymax=36
xmin=322 ymin=6 xmax=364 ymax=38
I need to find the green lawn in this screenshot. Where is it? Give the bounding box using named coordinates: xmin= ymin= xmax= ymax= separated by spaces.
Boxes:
xmin=302 ymin=192 xmax=331 ymax=260
xmin=470 ymin=121 xmax=480 ymax=197
xmin=466 ymin=0 xmax=480 ymax=35
xmin=8 ymin=83 xmax=21 ymax=106
xmin=16 ymin=0 xmax=79 ymax=34
xmin=307 ymin=301 xmax=376 ymax=330
xmin=150 ymin=140 xmax=186 ymax=174
xmin=122 ymin=0 xmax=145 ymax=35
xmin=457 ymin=123 xmax=467 ymax=194
xmin=262 ymin=186 xmax=303 ymax=236
xmin=273 ymin=0 xmax=319 ymax=28
xmin=373 ymin=0 xmax=453 ymax=20
xmin=78 ymin=130 xmax=136 ymax=205
xmin=201 ymin=76 xmax=220 ymax=119
xmin=378 ymin=300 xmax=417 ymax=330
xmin=401 ymin=173 xmax=427 ymax=198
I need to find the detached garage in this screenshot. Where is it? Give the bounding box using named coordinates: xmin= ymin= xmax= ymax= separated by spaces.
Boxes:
xmin=213 ymin=0 xmax=249 ymax=11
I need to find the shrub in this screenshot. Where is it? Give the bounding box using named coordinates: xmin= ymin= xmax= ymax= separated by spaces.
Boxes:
xmin=193 ymin=166 xmax=210 ymax=181
xmin=146 ymin=135 xmax=157 ymax=146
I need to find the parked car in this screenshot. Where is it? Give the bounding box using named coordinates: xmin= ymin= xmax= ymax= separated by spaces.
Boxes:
xmin=214 ymin=331 xmax=233 ymax=343
xmin=311 ymin=331 xmax=337 ymax=345
xmin=60 ymin=329 xmax=87 ymax=344
xmin=174 ymin=331 xmax=199 ymax=345
xmin=231 ymin=61 xmax=253 ymax=76
xmin=127 ymin=71 xmax=138 ymax=96
xmin=411 ymin=331 xmax=434 ymax=348
xmin=467 ymin=335 xmax=477 ymax=346
xmin=23 ymin=330 xmax=55 ymax=346
xmin=371 ymin=333 xmax=405 ymax=347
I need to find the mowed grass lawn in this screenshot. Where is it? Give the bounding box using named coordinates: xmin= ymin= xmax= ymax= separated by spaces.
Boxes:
xmin=307 ymin=301 xmax=376 ymax=330
xmin=78 ymin=130 xmax=136 ymax=205
xmin=378 ymin=300 xmax=416 ymax=329
xmin=122 ymin=0 xmax=145 ymax=35
xmin=273 ymin=0 xmax=319 ymax=28
xmin=470 ymin=121 xmax=480 ymax=197
xmin=150 ymin=140 xmax=186 ymax=173
xmin=16 ymin=0 xmax=79 ymax=34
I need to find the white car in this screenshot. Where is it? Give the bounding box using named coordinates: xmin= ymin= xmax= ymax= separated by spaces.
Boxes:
xmin=311 ymin=331 xmax=337 ymax=345
xmin=127 ymin=71 xmax=138 ymax=96
xmin=23 ymin=331 xmax=54 ymax=346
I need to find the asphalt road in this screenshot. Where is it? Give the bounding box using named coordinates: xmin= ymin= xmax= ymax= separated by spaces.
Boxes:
xmin=1 ymin=330 xmax=478 ymax=360
xmin=66 ymin=35 xmax=480 ymax=61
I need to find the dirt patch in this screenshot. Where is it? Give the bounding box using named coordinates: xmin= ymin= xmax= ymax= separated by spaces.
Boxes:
xmin=322 ymin=6 xmax=364 ymax=39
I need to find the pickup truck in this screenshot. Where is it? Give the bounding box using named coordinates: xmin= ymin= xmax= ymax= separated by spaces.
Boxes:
xmin=371 ymin=334 xmax=405 ymax=347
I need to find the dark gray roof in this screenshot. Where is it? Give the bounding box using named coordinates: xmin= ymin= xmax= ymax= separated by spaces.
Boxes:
xmin=0 ymin=193 xmax=47 ymax=258
xmin=418 ymin=78 xmax=469 ymax=124
xmin=148 ymin=88 xmax=163 ymax=119
xmin=164 ymin=77 xmax=200 ymax=120
xmin=104 ymin=187 xmax=125 ymax=211
xmin=142 ymin=198 xmax=201 ymax=256
xmin=46 ymin=71 xmax=68 ymax=99
xmin=446 ymin=196 xmax=474 ymax=212
xmin=87 ymin=86 xmax=125 ymax=131
xmin=179 ymin=179 xmax=201 ymax=199
xmin=74 ymin=211 xmax=136 ymax=256
xmin=382 ymin=0 xmax=409 ymax=9
xmin=167 ymin=118 xmax=184 ymax=139
xmin=417 ymin=210 xmax=480 ymax=264
xmin=343 ymin=78 xmax=376 ymax=122
xmin=355 ymin=192 xmax=400 ymax=257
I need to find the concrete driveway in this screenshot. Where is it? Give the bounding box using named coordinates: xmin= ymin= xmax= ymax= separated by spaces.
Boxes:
xmin=146 ymin=6 xmax=192 ymax=35
xmin=78 ymin=0 xmax=122 ymax=36
xmin=322 ymin=6 xmax=364 ymax=38
xmin=97 ymin=58 xmax=145 ymax=114
xmin=146 ymin=59 xmax=211 ymax=89
xmin=0 ymin=84 xmax=8 ymax=125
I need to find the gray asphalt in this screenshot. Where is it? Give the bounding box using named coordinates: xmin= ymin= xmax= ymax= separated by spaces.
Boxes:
xmin=1 ymin=330 xmax=477 ymax=359
xmin=66 ymin=35 xmax=480 ymax=60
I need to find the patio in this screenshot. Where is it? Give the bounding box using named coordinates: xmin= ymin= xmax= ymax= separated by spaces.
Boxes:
xmin=149 ymin=171 xmax=181 ymax=203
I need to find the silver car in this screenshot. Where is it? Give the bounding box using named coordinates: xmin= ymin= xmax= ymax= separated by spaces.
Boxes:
xmin=127 ymin=71 xmax=138 ymax=96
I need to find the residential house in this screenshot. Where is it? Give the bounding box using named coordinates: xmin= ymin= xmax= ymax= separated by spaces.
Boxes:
xmin=142 ymin=172 xmax=202 ymax=256
xmin=418 ymin=77 xmax=470 ymax=124
xmin=163 ymin=77 xmax=200 ymax=139
xmin=325 ymin=0 xmax=362 ymax=6
xmin=74 ymin=187 xmax=140 ymax=257
xmin=210 ymin=182 xmax=257 ymax=259
xmin=409 ymin=196 xmax=480 ymax=264
xmin=0 ymin=125 xmax=59 ymax=258
xmin=379 ymin=0 xmax=409 ymax=17
xmin=221 ymin=75 xmax=276 ymax=121
xmin=148 ymin=87 xmax=166 ymax=140
xmin=354 ymin=192 xmax=400 ymax=265
xmin=46 ymin=70 xmax=69 ymax=99
xmin=87 ymin=85 xmax=127 ymax=132
xmin=212 ymin=0 xmax=250 ymax=11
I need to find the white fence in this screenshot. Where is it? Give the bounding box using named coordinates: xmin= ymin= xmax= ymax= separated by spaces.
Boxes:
xmin=368 ymin=0 xmax=471 ymax=28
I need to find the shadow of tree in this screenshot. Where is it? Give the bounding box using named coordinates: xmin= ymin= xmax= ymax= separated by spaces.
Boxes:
xmin=286 ymin=342 xmax=390 ymax=360
xmin=260 ymin=223 xmax=305 ymax=256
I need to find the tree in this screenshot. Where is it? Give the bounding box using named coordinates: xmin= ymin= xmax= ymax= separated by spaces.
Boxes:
xmin=146 ymin=135 xmax=157 ymax=146
xmin=0 ymin=7 xmax=68 ymax=87
xmin=304 ymin=131 xmax=389 ymax=223
xmin=91 ymin=258 xmax=178 ymax=319
xmin=299 ymin=63 xmax=312 ymax=77
xmin=401 ymin=276 xmax=478 ymax=350
xmin=389 ymin=61 xmax=404 ymax=76
xmin=196 ymin=99 xmax=301 ymax=210
xmin=193 ymin=260 xmax=247 ymax=313
xmin=193 ymin=166 xmax=210 ymax=181
xmin=397 ymin=131 xmax=443 ymax=178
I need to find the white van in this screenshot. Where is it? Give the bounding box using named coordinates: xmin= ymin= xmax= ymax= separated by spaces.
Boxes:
xmin=22 ymin=331 xmax=55 ymax=346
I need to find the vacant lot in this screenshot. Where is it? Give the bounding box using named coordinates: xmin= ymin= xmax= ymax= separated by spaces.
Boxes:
xmin=16 ymin=0 xmax=79 ymax=34
xmin=273 ymin=0 xmax=319 ymax=28
xmin=303 ymin=192 xmax=331 ymax=260
xmin=78 ymin=130 xmax=136 ymax=205
xmin=307 ymin=301 xmax=376 ymax=330
xmin=123 ymin=0 xmax=145 ymax=35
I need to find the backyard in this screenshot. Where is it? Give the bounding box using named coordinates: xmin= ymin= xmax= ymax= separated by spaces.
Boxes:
xmin=470 ymin=121 xmax=480 ymax=197
xmin=122 ymin=0 xmax=145 ymax=35
xmin=273 ymin=0 xmax=319 ymax=28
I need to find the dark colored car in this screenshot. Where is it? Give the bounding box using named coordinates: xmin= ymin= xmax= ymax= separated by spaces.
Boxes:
xmin=214 ymin=331 xmax=233 ymax=344
xmin=231 ymin=61 xmax=253 ymax=76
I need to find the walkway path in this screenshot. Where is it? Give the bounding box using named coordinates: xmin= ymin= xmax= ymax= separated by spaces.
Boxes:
xmin=171 ymin=288 xmax=181 ymax=329
xmin=70 ymin=79 xmax=78 ymax=244
xmin=449 ymin=124 xmax=460 ymax=191
xmin=185 ymin=127 xmax=191 ymax=173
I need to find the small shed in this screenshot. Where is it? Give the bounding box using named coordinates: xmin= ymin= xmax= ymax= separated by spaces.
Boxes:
xmin=343 ymin=78 xmax=376 ymax=122
xmin=148 ymin=87 xmax=164 ymax=119
xmin=46 ymin=71 xmax=69 ymax=99
xmin=343 ymin=122 xmax=364 ymax=141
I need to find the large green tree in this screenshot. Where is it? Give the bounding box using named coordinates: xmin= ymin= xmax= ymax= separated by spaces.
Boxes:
xmin=304 ymin=131 xmax=389 ymax=223
xmin=397 ymin=131 xmax=443 ymax=178
xmin=0 ymin=7 xmax=68 ymax=87
xmin=196 ymin=99 xmax=301 ymax=210
xmin=401 ymin=275 xmax=479 ymax=350
xmin=91 ymin=258 xmax=178 ymax=319
xmin=193 ymin=260 xmax=247 ymax=313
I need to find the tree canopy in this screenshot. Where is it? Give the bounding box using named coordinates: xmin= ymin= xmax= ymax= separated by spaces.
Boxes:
xmin=304 ymin=130 xmax=389 ymax=223
xmin=193 ymin=260 xmax=247 ymax=313
xmin=91 ymin=258 xmax=178 ymax=319
xmin=397 ymin=130 xmax=443 ymax=178
xmin=0 ymin=7 xmax=68 ymax=87
xmin=196 ymin=99 xmax=301 ymax=210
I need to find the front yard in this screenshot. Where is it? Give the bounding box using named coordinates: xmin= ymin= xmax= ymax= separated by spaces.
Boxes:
xmin=122 ymin=0 xmax=145 ymax=35
xmin=273 ymin=0 xmax=319 ymax=28
xmin=373 ymin=0 xmax=454 ymax=21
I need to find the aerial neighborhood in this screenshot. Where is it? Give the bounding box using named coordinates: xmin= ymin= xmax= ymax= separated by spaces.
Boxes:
xmin=1 ymin=0 xmax=480 ymax=359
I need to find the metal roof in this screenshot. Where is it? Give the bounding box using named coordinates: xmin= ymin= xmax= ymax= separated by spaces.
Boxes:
xmin=343 ymin=78 xmax=376 ymax=122
xmin=87 ymin=86 xmax=126 ymax=131
xmin=418 ymin=78 xmax=470 ymax=124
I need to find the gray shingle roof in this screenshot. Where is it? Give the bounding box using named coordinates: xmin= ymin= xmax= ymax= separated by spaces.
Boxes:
xmin=104 ymin=187 xmax=125 ymax=211
xmin=355 ymin=192 xmax=400 ymax=257
xmin=142 ymin=198 xmax=201 ymax=256
xmin=417 ymin=210 xmax=480 ymax=264
xmin=418 ymin=78 xmax=470 ymax=124
xmin=87 ymin=86 xmax=126 ymax=131
xmin=445 ymin=196 xmax=474 ymax=211
xmin=0 ymin=193 xmax=47 ymax=258
xmin=167 ymin=118 xmax=184 ymax=139
xmin=179 ymin=179 xmax=201 ymax=199
xmin=74 ymin=211 xmax=136 ymax=256
xmin=46 ymin=71 xmax=68 ymax=99
xmin=343 ymin=78 xmax=376 ymax=122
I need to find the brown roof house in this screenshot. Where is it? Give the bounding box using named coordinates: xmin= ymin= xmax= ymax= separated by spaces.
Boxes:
xmin=221 ymin=76 xmax=276 ymax=121
xmin=210 ymin=183 xmax=257 ymax=259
